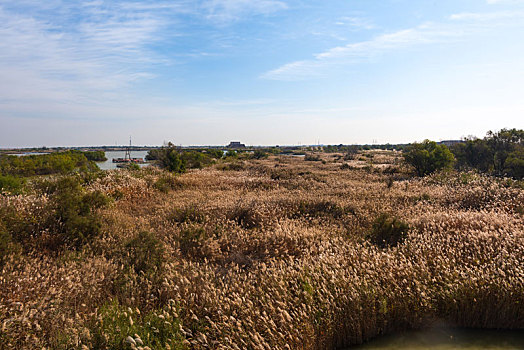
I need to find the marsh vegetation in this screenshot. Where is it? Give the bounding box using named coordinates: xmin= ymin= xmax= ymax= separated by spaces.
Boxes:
xmin=0 ymin=144 xmax=523 ymax=349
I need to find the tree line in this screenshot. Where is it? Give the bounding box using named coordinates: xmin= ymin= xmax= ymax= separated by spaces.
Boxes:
xmin=0 ymin=151 xmax=103 ymax=193
xmin=403 ymin=129 xmax=523 ymax=179
xmin=451 ymin=128 xmax=523 ymax=179
xmin=146 ymin=144 xmax=273 ymax=173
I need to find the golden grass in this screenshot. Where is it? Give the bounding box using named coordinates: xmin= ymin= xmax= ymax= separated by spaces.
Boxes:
xmin=1 ymin=151 xmax=523 ymax=349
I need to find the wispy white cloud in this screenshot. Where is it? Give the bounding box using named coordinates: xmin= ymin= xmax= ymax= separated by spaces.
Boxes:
xmin=309 ymin=16 xmax=376 ymax=42
xmin=262 ymin=23 xmax=459 ymax=80
xmin=335 ymin=16 xmax=375 ymax=30
xmin=0 ymin=0 xmax=290 ymax=106
xmin=0 ymin=0 xmax=294 ymax=134
xmin=0 ymin=1 xmax=184 ymax=115
xmin=201 ymin=0 xmax=288 ymax=22
xmin=262 ymin=10 xmax=524 ymax=81
xmin=450 ymin=10 xmax=524 ymax=21
xmin=118 ymin=2 xmax=191 ymax=11
xmin=486 ymin=0 xmax=524 ymax=4
xmin=313 ymin=25 xmax=454 ymax=60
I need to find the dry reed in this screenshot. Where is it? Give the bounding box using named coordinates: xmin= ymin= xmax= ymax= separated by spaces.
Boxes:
xmin=1 ymin=151 xmax=523 ymax=349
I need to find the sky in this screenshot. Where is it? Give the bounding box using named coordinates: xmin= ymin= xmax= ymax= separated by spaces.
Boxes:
xmin=1 ymin=0 xmax=524 ymax=147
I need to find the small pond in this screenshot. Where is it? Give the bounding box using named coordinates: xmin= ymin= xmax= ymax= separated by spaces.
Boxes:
xmin=352 ymin=328 xmax=524 ymax=349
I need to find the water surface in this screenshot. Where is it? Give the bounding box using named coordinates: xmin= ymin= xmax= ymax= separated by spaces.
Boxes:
xmin=96 ymin=151 xmax=150 ymax=170
xmin=8 ymin=152 xmax=50 ymax=156
xmin=353 ymin=328 xmax=524 ymax=349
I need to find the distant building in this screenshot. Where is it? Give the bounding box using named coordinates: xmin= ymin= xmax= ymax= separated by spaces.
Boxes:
xmin=438 ymin=140 xmax=463 ymax=147
xmin=227 ymin=141 xmax=246 ymax=148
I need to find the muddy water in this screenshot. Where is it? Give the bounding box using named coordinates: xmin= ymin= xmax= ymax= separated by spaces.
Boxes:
xmin=353 ymin=328 xmax=524 ymax=349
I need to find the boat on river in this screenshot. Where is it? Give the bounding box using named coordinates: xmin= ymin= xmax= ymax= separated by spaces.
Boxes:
xmin=112 ymin=157 xmax=145 ymax=164
xmin=112 ymin=137 xmax=144 ymax=167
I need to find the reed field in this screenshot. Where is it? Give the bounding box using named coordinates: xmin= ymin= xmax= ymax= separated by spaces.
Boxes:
xmin=1 ymin=150 xmax=523 ymax=349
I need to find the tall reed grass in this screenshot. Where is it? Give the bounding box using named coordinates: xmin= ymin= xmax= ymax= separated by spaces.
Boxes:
xmin=1 ymin=152 xmax=523 ymax=349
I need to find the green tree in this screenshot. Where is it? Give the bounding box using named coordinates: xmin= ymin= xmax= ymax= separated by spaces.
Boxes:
xmin=205 ymin=148 xmax=225 ymax=159
xmin=181 ymin=150 xmax=213 ymax=169
xmin=486 ymin=128 xmax=524 ymax=176
xmin=403 ymin=140 xmax=455 ymax=176
xmin=81 ymin=150 xmax=107 ymax=161
xmin=450 ymin=129 xmax=524 ymax=179
xmin=158 ymin=143 xmax=186 ymax=173
xmin=0 ymin=151 xmax=97 ymax=177
xmin=145 ymin=148 xmax=162 ymax=161
xmin=504 ymin=148 xmax=524 ymax=179
xmin=452 ymin=138 xmax=493 ymax=173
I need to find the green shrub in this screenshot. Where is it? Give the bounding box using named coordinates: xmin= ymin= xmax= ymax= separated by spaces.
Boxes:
xmin=368 ymin=213 xmax=409 ymax=248
xmin=125 ymin=163 xmax=141 ymax=171
xmin=5 ymin=176 xmax=110 ymax=250
xmin=294 ymin=200 xmax=345 ymax=219
xmin=0 ymin=202 xmax=36 ymax=247
xmin=92 ymin=299 xmax=184 ymax=350
xmin=403 ymin=140 xmax=455 ymax=176
xmin=253 ymin=149 xmax=268 ymax=159
xmin=304 ymin=154 xmax=321 ymax=161
xmin=216 ymin=161 xmax=245 ymax=171
xmin=169 ymin=205 xmax=204 ymax=224
xmin=382 ymin=165 xmax=400 ymax=174
xmin=153 ymin=173 xmax=182 ymax=193
xmin=181 ymin=151 xmax=214 ymax=169
xmin=270 ymin=168 xmax=294 ymax=180
xmin=224 ymin=150 xmax=237 ymax=158
xmin=227 ymin=201 xmax=262 ymax=229
xmin=0 ymin=225 xmax=12 ymax=267
xmin=163 ymin=149 xmax=186 ymax=173
xmin=0 ymin=174 xmax=24 ymax=194
xmin=47 ymin=178 xmax=109 ymax=248
xmin=344 ymin=146 xmax=360 ymax=160
xmin=124 ymin=231 xmax=165 ymax=276
xmin=179 ymin=226 xmax=207 ymax=258
xmin=204 ymin=148 xmax=225 ymax=159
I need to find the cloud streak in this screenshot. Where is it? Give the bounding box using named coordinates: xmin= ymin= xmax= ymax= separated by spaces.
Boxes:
xmin=0 ymin=2 xmax=174 ymax=103
xmin=486 ymin=0 xmax=524 ymax=4
xmin=262 ymin=23 xmax=459 ymax=80
xmin=335 ymin=16 xmax=376 ymax=30
xmin=262 ymin=10 xmax=524 ymax=81
xmin=202 ymin=0 xmax=288 ymax=22
xmin=0 ymin=0 xmax=291 ymax=113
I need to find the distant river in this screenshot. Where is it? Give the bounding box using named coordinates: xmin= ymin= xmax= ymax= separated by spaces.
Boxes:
xmin=352 ymin=327 xmax=524 ymax=349
xmin=8 ymin=152 xmax=50 ymax=156
xmin=96 ymin=151 xmax=150 ymax=170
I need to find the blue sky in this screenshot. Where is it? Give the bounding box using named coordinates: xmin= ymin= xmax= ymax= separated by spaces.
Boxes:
xmin=1 ymin=0 xmax=524 ymax=147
